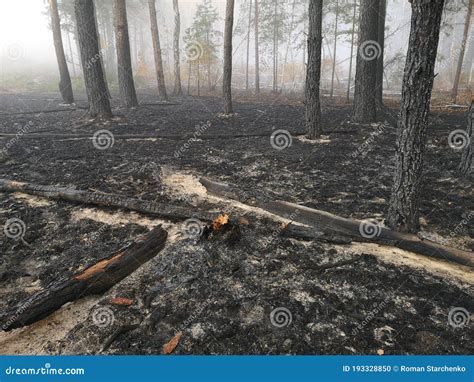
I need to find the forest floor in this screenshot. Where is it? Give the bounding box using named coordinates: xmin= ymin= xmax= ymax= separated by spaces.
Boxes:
xmin=0 ymin=90 xmax=472 ymax=355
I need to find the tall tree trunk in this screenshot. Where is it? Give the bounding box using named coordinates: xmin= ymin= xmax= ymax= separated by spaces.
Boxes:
xmin=458 ymin=101 xmax=473 ymax=175
xmin=74 ymin=0 xmax=112 ymax=118
xmin=346 ymin=0 xmax=357 ymax=102
xmin=272 ymin=0 xmax=278 ymax=92
xmin=223 ymin=0 xmax=235 ymax=114
xmin=113 ymin=0 xmax=138 ymax=108
xmin=387 ymin=0 xmax=446 ymax=233
xmin=451 ymin=0 xmax=472 ymax=103
xmin=246 ymin=0 xmax=252 ymax=90
xmin=49 ymin=0 xmax=74 ymax=104
xmin=104 ymin=11 xmax=117 ymax=81
xmin=187 ymin=61 xmax=191 ymax=95
xmin=330 ymin=0 xmax=339 ymax=99
xmin=352 ymin=0 xmax=379 ymax=123
xmin=148 ymin=0 xmax=168 ymax=101
xmin=281 ymin=0 xmax=296 ymax=90
xmin=173 ymin=0 xmax=182 ymax=95
xmin=305 ymin=0 xmax=323 ymax=139
xmin=375 ymin=0 xmax=386 ymax=105
xmin=254 ymin=0 xmax=260 ymax=93
xmin=206 ymin=31 xmax=212 ymax=91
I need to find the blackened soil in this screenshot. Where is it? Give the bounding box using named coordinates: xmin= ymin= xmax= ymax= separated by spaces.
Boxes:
xmin=0 ymin=92 xmax=472 ymax=355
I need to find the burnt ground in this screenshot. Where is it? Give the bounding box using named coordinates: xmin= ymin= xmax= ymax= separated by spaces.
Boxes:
xmin=0 ymin=90 xmax=472 ymax=355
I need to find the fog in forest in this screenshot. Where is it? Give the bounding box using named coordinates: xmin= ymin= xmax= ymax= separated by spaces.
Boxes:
xmin=0 ymin=0 xmax=472 ymax=96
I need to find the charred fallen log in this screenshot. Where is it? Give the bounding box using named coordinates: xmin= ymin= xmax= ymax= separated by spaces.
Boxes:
xmin=1 ymin=226 xmax=167 ymax=331
xmin=0 ymin=178 xmax=215 ymax=222
xmin=200 ymin=177 xmax=474 ymax=268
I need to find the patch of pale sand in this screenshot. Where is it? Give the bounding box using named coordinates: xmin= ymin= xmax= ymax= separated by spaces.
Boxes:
xmin=334 ymin=242 xmax=474 ymax=287
xmin=11 ymin=192 xmax=53 ymax=207
xmin=160 ymin=167 xmax=296 ymax=224
xmin=296 ymin=135 xmax=331 ymax=144
xmin=70 ymin=208 xmax=181 ymax=243
xmin=0 ymin=297 xmax=97 ymax=355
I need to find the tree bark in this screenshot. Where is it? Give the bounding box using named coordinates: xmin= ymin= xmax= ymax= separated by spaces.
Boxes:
xmin=74 ymin=0 xmax=112 ymax=118
xmin=272 ymin=0 xmax=278 ymax=93
xmin=451 ymin=0 xmax=472 ymax=103
xmin=387 ymin=0 xmax=446 ymax=233
xmin=305 ymin=0 xmax=323 ymax=139
xmin=254 ymin=0 xmax=260 ymax=93
xmin=223 ymin=0 xmax=235 ymax=115
xmin=113 ymin=0 xmax=138 ymax=108
xmin=330 ymin=0 xmax=339 ymax=99
xmin=1 ymin=226 xmax=167 ymax=331
xmin=173 ymin=0 xmax=182 ymax=95
xmin=375 ymin=0 xmax=386 ymax=105
xmin=346 ymin=0 xmax=357 ymax=102
xmin=352 ymin=0 xmax=379 ymax=123
xmin=148 ymin=0 xmax=168 ymax=101
xmin=246 ymin=0 xmax=252 ymax=90
xmin=49 ymin=0 xmax=74 ymax=104
xmin=458 ymin=101 xmax=473 ymax=175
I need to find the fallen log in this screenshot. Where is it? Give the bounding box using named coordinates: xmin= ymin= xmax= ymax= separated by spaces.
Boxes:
xmin=1 ymin=226 xmax=167 ymax=331
xmin=199 ymin=177 xmax=474 ymax=268
xmin=0 ymin=178 xmax=215 ymax=223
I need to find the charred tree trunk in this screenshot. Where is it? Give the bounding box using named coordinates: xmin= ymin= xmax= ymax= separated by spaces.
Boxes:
xmin=148 ymin=0 xmax=168 ymax=101
xmin=305 ymin=0 xmax=323 ymax=139
xmin=223 ymin=0 xmax=235 ymax=115
xmin=451 ymin=0 xmax=472 ymax=103
xmin=352 ymin=0 xmax=379 ymax=123
xmin=387 ymin=0 xmax=446 ymax=233
xmin=346 ymin=0 xmax=357 ymax=102
xmin=272 ymin=0 xmax=278 ymax=93
xmin=49 ymin=0 xmax=74 ymax=104
xmin=113 ymin=0 xmax=138 ymax=108
xmin=173 ymin=0 xmax=182 ymax=95
xmin=330 ymin=0 xmax=339 ymax=99
xmin=74 ymin=0 xmax=112 ymax=118
xmin=254 ymin=0 xmax=260 ymax=93
xmin=246 ymin=0 xmax=252 ymax=90
xmin=458 ymin=101 xmax=473 ymax=175
xmin=375 ymin=0 xmax=386 ymax=105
